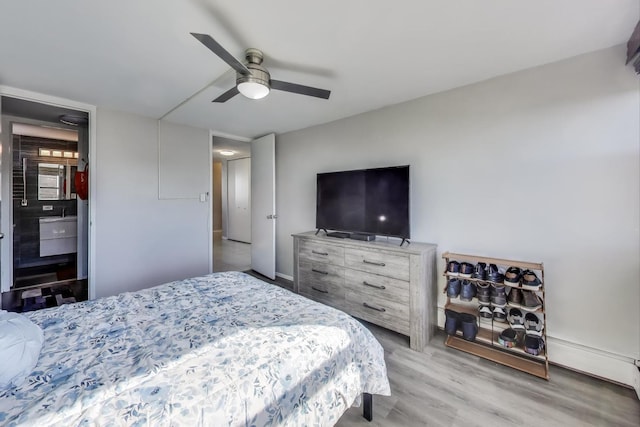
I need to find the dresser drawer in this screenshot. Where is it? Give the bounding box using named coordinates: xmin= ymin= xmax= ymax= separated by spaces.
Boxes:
xmin=299 ymin=239 xmax=344 ymax=266
xmin=345 ymin=291 xmax=410 ymax=335
xmin=298 ymin=260 xmax=345 ymax=309
xmin=344 ymin=247 xmax=410 ymax=281
xmin=344 ymin=269 xmax=409 ymax=305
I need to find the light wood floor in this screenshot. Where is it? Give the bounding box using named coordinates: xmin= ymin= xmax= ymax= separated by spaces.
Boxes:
xmin=337 ymin=323 xmax=640 ymax=427
xmin=242 ymin=271 xmax=639 ymax=426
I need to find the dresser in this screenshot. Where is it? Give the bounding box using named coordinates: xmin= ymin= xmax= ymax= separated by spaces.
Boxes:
xmin=293 ymin=231 xmax=437 ymax=352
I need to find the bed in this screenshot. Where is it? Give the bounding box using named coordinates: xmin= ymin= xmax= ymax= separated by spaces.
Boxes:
xmin=0 ymin=271 xmax=390 ymax=426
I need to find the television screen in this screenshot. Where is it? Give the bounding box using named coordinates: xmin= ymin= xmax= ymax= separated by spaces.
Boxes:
xmin=316 ymin=165 xmax=410 ymax=239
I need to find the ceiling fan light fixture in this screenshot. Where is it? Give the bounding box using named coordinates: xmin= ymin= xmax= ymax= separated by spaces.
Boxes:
xmin=237 ymin=80 xmax=270 ymax=99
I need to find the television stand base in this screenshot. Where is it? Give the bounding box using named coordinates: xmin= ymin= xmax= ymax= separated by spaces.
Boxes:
xmin=350 ymin=233 xmax=376 ymax=242
xmin=326 ymin=231 xmax=350 ymax=238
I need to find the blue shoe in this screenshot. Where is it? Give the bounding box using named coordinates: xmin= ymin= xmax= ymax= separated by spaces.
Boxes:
xmin=446 ymin=278 xmax=461 ymax=298
xmin=459 ymin=313 xmax=478 ymax=341
xmin=460 ymin=280 xmax=477 ymax=302
xmin=445 ymin=309 xmax=459 ymax=335
xmin=447 ymin=261 xmax=460 ymax=276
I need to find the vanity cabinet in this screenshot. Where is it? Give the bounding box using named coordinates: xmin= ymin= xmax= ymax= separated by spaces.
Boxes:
xmin=293 ymin=231 xmax=437 ymax=351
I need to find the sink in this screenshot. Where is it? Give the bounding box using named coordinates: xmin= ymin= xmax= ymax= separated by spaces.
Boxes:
xmin=39 ymin=215 xmax=77 ymax=224
xmin=39 ymin=216 xmax=77 ymax=256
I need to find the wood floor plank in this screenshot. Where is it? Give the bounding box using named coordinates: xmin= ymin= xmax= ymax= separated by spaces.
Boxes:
xmin=336 ymin=322 xmax=640 ymax=427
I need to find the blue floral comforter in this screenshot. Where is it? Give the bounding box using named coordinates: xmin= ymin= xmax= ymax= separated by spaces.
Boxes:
xmin=0 ymin=272 xmax=390 ymax=426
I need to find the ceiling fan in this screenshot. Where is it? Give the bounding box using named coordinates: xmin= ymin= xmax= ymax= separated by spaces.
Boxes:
xmin=191 ymin=33 xmax=331 ymax=103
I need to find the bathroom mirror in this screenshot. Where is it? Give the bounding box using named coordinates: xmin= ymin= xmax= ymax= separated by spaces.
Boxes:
xmin=38 ymin=163 xmax=76 ymax=200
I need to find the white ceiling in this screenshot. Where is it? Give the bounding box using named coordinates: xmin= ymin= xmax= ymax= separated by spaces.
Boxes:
xmin=1 ymin=1 xmax=637 ymax=140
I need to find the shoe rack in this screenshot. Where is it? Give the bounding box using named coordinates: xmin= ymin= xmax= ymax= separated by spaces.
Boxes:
xmin=442 ymin=251 xmax=549 ymax=380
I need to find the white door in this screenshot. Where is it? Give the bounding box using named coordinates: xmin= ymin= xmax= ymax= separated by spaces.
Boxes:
xmin=226 ymin=157 xmax=251 ymax=243
xmin=250 ymin=133 xmax=276 ymax=279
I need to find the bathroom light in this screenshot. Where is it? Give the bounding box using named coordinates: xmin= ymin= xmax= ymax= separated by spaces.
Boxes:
xmin=219 ymin=150 xmax=235 ymax=156
xmin=237 ymin=81 xmax=270 ymax=100
xmin=39 ymin=148 xmax=51 ymax=157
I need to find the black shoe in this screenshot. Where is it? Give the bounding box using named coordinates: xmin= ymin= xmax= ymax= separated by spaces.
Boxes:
xmin=498 ymin=328 xmax=519 ymax=348
xmin=508 ymin=308 xmax=524 ymax=330
xmin=524 ymin=335 xmax=545 ymax=356
xmin=492 ymin=305 xmax=507 ymax=323
xmin=521 ymin=270 xmax=542 ymax=290
xmin=478 ymin=303 xmax=493 ymax=319
xmin=460 ymin=280 xmax=477 ymax=302
xmin=524 ymin=312 xmax=543 ymax=336
xmin=445 ymin=309 xmax=459 ymax=335
xmin=459 ymin=262 xmax=474 ymax=278
xmin=447 ymin=261 xmax=460 ymax=276
xmin=504 ymin=266 xmax=522 ymax=286
xmin=459 ymin=313 xmax=478 ymax=341
xmin=476 ymin=282 xmax=491 ymax=303
xmin=472 ymin=262 xmax=487 ymax=280
xmin=491 ymin=284 xmax=507 ymax=306
xmin=446 ymin=278 xmax=461 ymax=298
xmin=488 ymin=264 xmax=504 ymax=283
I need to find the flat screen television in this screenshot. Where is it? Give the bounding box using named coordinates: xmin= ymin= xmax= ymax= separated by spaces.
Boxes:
xmin=315 ymin=165 xmax=410 ymax=240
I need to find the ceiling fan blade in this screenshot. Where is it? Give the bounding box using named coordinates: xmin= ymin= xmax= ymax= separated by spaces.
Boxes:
xmin=270 ymin=80 xmax=331 ymax=99
xmin=190 ymin=32 xmax=251 ymax=76
xmin=212 ymin=86 xmax=240 ymax=103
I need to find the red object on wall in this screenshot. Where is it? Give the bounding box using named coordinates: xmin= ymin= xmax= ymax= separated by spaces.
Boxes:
xmin=75 ymin=165 xmax=88 ymax=200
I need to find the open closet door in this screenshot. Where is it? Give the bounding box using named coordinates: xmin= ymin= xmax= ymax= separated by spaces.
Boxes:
xmin=250 ymin=133 xmax=276 ymax=280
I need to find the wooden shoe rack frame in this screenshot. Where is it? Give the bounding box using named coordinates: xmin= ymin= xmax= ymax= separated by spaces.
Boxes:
xmin=442 ymin=251 xmax=549 ymax=380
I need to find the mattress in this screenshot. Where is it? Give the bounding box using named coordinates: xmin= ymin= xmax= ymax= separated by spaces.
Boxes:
xmin=0 ymin=271 xmax=390 ymax=426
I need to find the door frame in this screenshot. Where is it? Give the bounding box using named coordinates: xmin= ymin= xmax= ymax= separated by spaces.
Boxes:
xmin=0 ymin=85 xmax=97 ymax=299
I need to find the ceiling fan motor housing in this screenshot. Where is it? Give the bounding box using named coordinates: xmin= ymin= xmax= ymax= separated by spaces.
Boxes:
xmin=237 ymin=48 xmax=271 ymax=89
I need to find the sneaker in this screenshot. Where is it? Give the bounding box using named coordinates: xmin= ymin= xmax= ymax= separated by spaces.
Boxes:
xmin=460 ymin=280 xmax=477 ymax=302
xmin=447 ymin=261 xmax=460 ymax=276
xmin=472 ymin=262 xmax=487 ymax=280
xmin=459 ymin=262 xmax=474 ymax=278
xmin=507 ymin=288 xmax=523 ymax=307
xmin=476 ymin=282 xmax=491 ymax=303
xmin=498 ymin=328 xmax=519 ymax=348
xmin=446 ymin=278 xmax=461 ymax=298
xmin=521 ymin=269 xmax=542 ymax=290
xmin=488 ymin=264 xmax=504 ymax=283
xmin=508 ymin=308 xmax=525 ymax=330
xmin=524 ymin=335 xmax=545 ymax=356
xmin=490 ymin=284 xmax=507 ymax=306
xmin=459 ymin=313 xmax=478 ymax=341
xmin=478 ymin=304 xmax=492 ymax=319
xmin=524 ymin=312 xmax=543 ymax=336
xmin=521 ymin=290 xmax=542 ymax=311
xmin=445 ymin=309 xmax=459 ymax=335
xmin=504 ymin=266 xmax=522 ymax=286
xmin=492 ymin=305 xmax=507 ymax=323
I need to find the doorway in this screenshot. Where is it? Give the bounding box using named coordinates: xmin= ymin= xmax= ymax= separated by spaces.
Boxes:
xmin=212 ymin=136 xmax=251 ymax=272
xmin=0 ymin=96 xmax=89 ymax=312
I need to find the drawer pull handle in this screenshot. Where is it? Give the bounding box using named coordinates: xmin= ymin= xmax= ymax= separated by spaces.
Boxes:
xmin=311 ymin=286 xmax=328 ymax=294
xmin=363 ymin=302 xmax=386 ymax=312
xmin=312 ymin=250 xmax=329 ymax=256
xmin=363 ymin=281 xmax=386 ymax=290
xmin=363 ymin=259 xmax=385 ymax=267
xmin=311 ymin=268 xmax=328 ymax=275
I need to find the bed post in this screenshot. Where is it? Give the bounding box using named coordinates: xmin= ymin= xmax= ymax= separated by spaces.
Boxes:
xmin=363 ymin=393 xmax=373 ymax=421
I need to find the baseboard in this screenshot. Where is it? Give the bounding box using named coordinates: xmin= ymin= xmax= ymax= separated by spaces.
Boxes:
xmin=276 ymin=272 xmax=293 ymax=282
xmin=546 ymin=336 xmax=638 ymax=391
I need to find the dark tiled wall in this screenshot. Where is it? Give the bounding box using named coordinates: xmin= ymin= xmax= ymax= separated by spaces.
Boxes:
xmin=13 ymin=135 xmax=78 ymax=270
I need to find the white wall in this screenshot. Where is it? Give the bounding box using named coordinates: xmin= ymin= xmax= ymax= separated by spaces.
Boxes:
xmin=276 ymin=46 xmax=639 ymax=371
xmin=94 ymin=109 xmax=211 ymax=298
